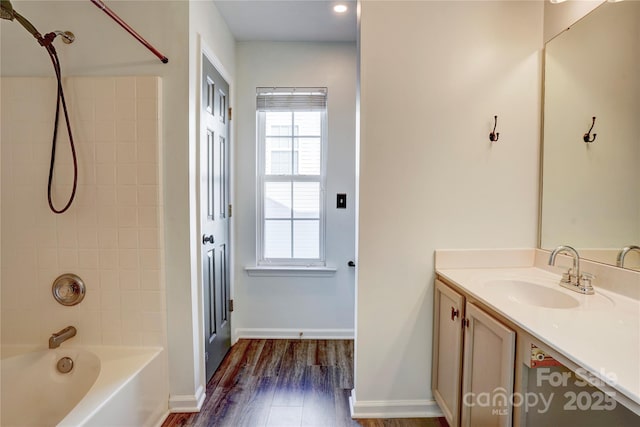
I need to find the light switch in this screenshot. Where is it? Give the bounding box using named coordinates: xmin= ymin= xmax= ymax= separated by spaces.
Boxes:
xmin=337 ymin=193 xmax=347 ymax=209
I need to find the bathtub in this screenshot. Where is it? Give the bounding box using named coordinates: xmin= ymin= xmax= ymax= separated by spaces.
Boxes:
xmin=1 ymin=346 xmax=168 ymax=427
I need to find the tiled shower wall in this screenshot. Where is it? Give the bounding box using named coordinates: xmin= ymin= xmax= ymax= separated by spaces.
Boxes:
xmin=0 ymin=76 xmax=166 ymax=347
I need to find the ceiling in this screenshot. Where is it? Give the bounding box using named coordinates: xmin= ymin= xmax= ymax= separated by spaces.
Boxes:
xmin=214 ymin=0 xmax=357 ymax=42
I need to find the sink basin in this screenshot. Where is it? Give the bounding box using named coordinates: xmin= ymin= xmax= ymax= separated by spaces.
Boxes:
xmin=484 ymin=279 xmax=580 ymax=309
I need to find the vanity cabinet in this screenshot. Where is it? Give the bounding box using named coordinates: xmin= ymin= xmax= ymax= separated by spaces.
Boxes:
xmin=432 ymin=279 xmax=465 ymax=426
xmin=432 ymin=279 xmax=516 ymax=427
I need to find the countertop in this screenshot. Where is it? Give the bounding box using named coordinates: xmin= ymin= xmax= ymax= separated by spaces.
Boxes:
xmin=436 ymin=266 xmax=640 ymax=411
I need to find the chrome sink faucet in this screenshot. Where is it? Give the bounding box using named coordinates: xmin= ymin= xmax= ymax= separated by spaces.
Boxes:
xmin=548 ymin=245 xmax=594 ymax=295
xmin=616 ymin=245 xmax=640 ymax=268
xmin=49 ymin=326 xmax=77 ymax=349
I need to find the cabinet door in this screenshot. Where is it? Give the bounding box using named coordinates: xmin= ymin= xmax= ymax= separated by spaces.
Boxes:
xmin=461 ymin=302 xmax=516 ymax=427
xmin=432 ymin=279 xmax=465 ymax=427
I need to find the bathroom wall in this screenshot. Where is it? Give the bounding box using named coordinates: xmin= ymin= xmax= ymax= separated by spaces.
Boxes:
xmin=1 ymin=76 xmax=165 ymax=348
xmin=354 ymin=0 xmax=543 ymax=417
xmin=234 ymin=41 xmax=357 ymax=338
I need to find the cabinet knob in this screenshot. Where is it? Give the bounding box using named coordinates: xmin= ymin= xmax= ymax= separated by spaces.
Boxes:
xmin=451 ymin=306 xmax=459 ymax=321
xmin=202 ymin=234 xmax=215 ymax=245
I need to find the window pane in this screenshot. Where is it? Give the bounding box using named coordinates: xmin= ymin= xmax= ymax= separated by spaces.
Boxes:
xmin=265 ymin=220 xmax=291 ymax=258
xmin=293 ymin=221 xmax=319 ymax=259
xmin=293 ymin=182 xmax=320 ymax=219
xmin=294 ymin=112 xmax=321 ymax=136
xmin=269 ymin=151 xmax=292 ymax=175
xmin=266 ymin=138 xmax=292 ymax=175
xmin=266 ymin=112 xmax=292 ymax=136
xmin=265 ymin=182 xmax=291 ymax=218
xmin=266 ymin=137 xmax=291 ymax=151
xmin=296 ymin=138 xmax=321 ymax=175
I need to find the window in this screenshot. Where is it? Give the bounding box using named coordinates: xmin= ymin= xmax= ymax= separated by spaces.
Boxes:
xmin=256 ymin=88 xmax=327 ymax=265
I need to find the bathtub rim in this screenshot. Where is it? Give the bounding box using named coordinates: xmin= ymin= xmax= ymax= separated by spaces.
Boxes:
xmin=1 ymin=345 xmax=166 ymax=427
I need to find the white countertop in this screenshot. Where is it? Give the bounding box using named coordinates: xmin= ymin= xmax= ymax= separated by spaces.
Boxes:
xmin=436 ymin=266 xmax=640 ymax=410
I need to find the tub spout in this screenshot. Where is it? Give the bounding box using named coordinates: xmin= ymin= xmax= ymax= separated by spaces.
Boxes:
xmin=49 ymin=326 xmax=77 ymax=349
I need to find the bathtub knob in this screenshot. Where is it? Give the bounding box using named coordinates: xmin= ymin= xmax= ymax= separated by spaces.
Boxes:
xmin=52 ymin=273 xmax=86 ymax=306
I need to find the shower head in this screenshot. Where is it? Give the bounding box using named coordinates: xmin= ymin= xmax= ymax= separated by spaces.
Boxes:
xmin=1 ymin=0 xmax=43 ymax=40
xmin=0 ymin=0 xmax=14 ymax=20
xmin=1 ymin=0 xmax=74 ymax=46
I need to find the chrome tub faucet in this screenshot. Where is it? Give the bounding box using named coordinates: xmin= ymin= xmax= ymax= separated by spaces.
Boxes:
xmin=49 ymin=326 xmax=77 ymax=349
xmin=548 ymin=245 xmax=594 ymax=295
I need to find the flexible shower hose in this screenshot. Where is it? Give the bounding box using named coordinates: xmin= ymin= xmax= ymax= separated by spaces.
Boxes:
xmin=44 ymin=42 xmax=77 ymax=214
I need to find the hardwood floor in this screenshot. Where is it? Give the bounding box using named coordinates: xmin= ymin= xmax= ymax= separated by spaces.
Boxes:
xmin=163 ymin=339 xmax=448 ymax=427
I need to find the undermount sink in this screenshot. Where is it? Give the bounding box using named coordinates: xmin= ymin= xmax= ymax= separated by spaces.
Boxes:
xmin=484 ymin=279 xmax=580 ymax=309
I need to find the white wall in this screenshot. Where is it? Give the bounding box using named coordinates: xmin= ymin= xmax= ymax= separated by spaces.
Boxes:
xmin=541 ymin=0 xmax=640 ymax=252
xmin=353 ymin=0 xmax=542 ymax=417
xmin=234 ymin=42 xmax=357 ymax=338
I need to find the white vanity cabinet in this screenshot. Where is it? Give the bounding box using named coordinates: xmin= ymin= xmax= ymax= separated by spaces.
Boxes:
xmin=461 ymin=302 xmax=516 ymax=427
xmin=432 ymin=279 xmax=516 ymax=427
xmin=432 ymin=279 xmax=465 ymax=426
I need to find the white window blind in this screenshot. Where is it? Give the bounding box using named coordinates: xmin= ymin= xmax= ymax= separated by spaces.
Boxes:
xmin=257 ymin=87 xmax=327 ymax=112
xmin=256 ymin=87 xmax=327 ymax=265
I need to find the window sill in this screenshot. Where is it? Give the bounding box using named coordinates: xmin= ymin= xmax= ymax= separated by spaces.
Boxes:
xmin=244 ymin=265 xmax=337 ymax=277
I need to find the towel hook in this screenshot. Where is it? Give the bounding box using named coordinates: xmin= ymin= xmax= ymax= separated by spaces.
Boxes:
xmin=489 ymin=115 xmax=499 ymax=142
xmin=583 ymin=116 xmax=597 ymax=143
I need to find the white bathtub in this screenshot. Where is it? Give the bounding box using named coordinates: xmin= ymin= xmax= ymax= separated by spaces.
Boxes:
xmin=1 ymin=346 xmax=168 ymax=427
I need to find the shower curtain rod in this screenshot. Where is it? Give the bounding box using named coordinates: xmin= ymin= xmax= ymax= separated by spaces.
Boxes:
xmin=90 ymin=0 xmax=168 ymax=64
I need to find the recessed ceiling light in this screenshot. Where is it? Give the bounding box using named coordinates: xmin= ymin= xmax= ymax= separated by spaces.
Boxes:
xmin=334 ymin=4 xmax=348 ymax=14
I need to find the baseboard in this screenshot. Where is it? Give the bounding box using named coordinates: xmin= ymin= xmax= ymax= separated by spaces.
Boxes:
xmin=349 ymin=389 xmax=444 ymax=418
xmin=168 ymin=385 xmax=205 ymax=412
xmin=235 ymin=328 xmax=354 ymax=340
xmin=152 ymin=410 xmax=171 ymax=427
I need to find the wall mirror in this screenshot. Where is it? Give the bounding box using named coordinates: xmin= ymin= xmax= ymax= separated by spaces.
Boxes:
xmin=540 ymin=0 xmax=640 ymax=271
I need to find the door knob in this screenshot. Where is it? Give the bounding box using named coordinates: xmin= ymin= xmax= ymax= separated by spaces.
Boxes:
xmin=202 ymin=234 xmax=215 ymax=245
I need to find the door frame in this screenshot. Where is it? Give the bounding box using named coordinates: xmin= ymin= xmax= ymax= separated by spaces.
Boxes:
xmin=195 ymin=35 xmax=235 ymax=388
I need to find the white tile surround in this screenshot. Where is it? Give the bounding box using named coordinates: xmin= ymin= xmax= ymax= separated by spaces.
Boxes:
xmin=0 ymin=76 xmax=166 ymax=348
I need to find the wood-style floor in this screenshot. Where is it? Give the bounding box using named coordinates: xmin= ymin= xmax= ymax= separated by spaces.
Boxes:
xmin=163 ymin=339 xmax=448 ymax=427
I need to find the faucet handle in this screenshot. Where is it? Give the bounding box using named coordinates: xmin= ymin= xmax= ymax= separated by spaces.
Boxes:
xmin=580 ymin=271 xmax=595 ymax=283
xmin=562 ymin=268 xmax=579 ymax=285
xmin=578 ymin=272 xmax=596 ymax=294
